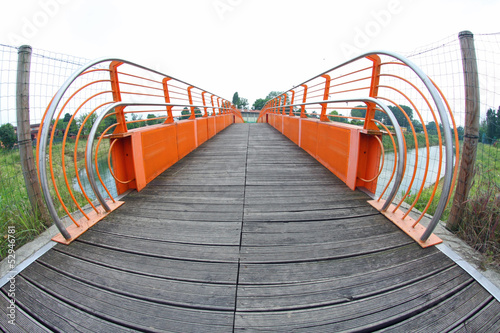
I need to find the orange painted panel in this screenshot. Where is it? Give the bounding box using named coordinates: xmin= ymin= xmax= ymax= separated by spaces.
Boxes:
xmin=356 ymin=133 xmax=381 ymax=194
xmin=317 ymin=123 xmax=350 ymax=182
xmin=142 ymin=124 xmax=178 ymax=183
xmin=207 ymin=116 xmax=216 ymax=138
xmin=299 ymin=119 xmax=319 ymax=157
xmin=216 ymin=115 xmax=224 ymax=133
xmin=283 ymin=116 xmax=299 ymax=145
xmin=196 ymin=118 xmax=208 ymax=146
xmin=110 ymin=136 xmax=136 ymax=194
xmin=275 ymin=115 xmax=282 ymax=133
xmin=176 ymin=120 xmax=196 ymax=159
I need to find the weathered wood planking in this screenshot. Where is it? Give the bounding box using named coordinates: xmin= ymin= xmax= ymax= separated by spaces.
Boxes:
xmin=1 ymin=123 xmax=499 ymax=332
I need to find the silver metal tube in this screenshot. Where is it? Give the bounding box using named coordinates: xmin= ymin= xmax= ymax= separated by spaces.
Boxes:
xmin=38 ymin=56 xmax=230 ymax=238
xmin=267 ymin=97 xmax=405 ymax=208
xmin=275 ymin=50 xmax=453 ymax=241
xmin=86 ymin=102 xmax=219 ymax=210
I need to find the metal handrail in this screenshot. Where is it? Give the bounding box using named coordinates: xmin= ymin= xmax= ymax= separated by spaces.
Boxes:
xmin=85 ymin=101 xmax=228 ymax=211
xmin=38 ymin=58 xmax=234 ymax=240
xmin=265 ymin=97 xmax=405 ymax=211
xmin=258 ymin=50 xmax=456 ymax=242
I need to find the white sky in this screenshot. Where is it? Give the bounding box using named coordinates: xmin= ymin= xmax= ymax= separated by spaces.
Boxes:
xmin=1 ymin=0 xmax=500 ymax=106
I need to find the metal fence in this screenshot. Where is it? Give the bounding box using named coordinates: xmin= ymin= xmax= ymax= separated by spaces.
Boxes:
xmin=0 ymin=44 xmax=90 ymax=258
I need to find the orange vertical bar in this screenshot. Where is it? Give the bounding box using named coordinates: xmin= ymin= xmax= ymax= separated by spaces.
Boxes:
xmin=364 ymin=55 xmax=382 ymax=131
xmin=301 ymin=84 xmax=308 ymax=118
xmin=109 ymin=61 xmax=128 ymax=134
xmin=211 ymin=95 xmax=215 ymax=116
xmin=282 ymin=94 xmax=287 ymax=115
xmin=320 ymin=74 xmax=331 ymax=122
xmin=187 ymin=86 xmax=196 ymax=119
xmin=289 ymin=90 xmax=295 ymax=116
xmin=201 ymin=92 xmax=208 ymax=117
xmin=162 ymin=77 xmax=174 ymax=123
xmin=217 ymin=98 xmax=221 ymax=115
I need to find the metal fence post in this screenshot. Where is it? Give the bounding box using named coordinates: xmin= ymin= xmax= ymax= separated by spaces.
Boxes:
xmin=16 ymin=45 xmax=51 ymax=225
xmin=447 ymin=31 xmax=480 ymax=230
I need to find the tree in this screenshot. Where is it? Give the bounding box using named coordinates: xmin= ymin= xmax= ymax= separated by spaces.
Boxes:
xmin=0 ymin=123 xmax=16 ymax=149
xmin=329 ymin=110 xmax=347 ymax=123
xmin=239 ymin=98 xmax=249 ymax=109
xmin=456 ymin=126 xmax=465 ymax=140
xmin=350 ymin=105 xmax=366 ymax=119
xmin=388 ymin=105 xmax=413 ymax=129
xmin=252 ymin=98 xmax=267 ymax=110
xmin=181 ymin=107 xmax=191 ymax=120
xmin=63 ymin=113 xmax=72 ymax=123
xmin=412 ymin=119 xmax=424 ymax=133
xmin=252 ymin=91 xmax=286 ymax=110
xmin=485 ymin=106 xmax=500 ymax=143
xmin=77 ymin=112 xmax=99 ymax=135
xmin=194 ymin=107 xmax=203 ymax=118
xmin=232 ymin=92 xmax=240 ymax=106
xmin=146 ymin=113 xmax=163 ymax=125
xmin=426 ymin=121 xmax=438 ymax=135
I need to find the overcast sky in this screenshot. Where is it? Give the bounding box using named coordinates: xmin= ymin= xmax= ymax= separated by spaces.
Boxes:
xmin=1 ymin=0 xmax=499 ymax=106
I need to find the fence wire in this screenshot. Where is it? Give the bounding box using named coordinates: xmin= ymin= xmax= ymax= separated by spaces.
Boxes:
xmin=0 ymin=44 xmax=89 ymax=259
xmin=406 ymin=32 xmax=500 ymax=207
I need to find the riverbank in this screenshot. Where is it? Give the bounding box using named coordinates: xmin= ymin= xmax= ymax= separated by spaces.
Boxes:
xmin=0 ymin=139 xmax=110 ymax=260
xmin=404 ymin=142 xmax=500 ymax=270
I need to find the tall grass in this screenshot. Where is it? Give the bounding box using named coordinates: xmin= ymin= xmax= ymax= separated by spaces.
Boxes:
xmin=382 ymin=133 xmax=440 ymax=152
xmin=0 ymin=149 xmax=48 ymax=260
xmin=405 ymin=142 xmax=500 ymax=268
xmin=0 ymin=138 xmax=110 ymax=261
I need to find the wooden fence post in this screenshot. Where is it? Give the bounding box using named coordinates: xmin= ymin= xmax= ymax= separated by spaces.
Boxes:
xmin=447 ymin=31 xmax=480 ymax=230
xmin=16 ymin=45 xmax=51 ymax=225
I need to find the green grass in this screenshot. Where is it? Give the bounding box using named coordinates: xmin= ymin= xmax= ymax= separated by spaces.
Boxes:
xmin=382 ymin=133 xmax=440 ymax=152
xmin=404 ymin=142 xmax=500 ymax=268
xmin=0 ymin=138 xmax=110 ymax=261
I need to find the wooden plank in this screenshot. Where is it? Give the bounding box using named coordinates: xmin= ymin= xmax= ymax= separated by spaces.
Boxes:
xmin=20 ymin=266 xmax=234 ymax=332
xmin=53 ymin=241 xmax=238 ymax=284
xmin=79 ymin=229 xmax=239 ymax=263
xmin=91 ymin=217 xmax=242 ymax=245
xmin=380 ymin=282 xmax=493 ymax=332
xmin=36 ymin=252 xmax=236 ymax=311
xmin=243 ymin=205 xmax=379 ymax=222
xmin=449 ymin=298 xmax=500 ymax=333
xmin=240 ymin=231 xmax=412 ymax=263
xmin=236 ymin=250 xmax=454 ymax=311
xmin=234 ymin=266 xmax=472 ymax=331
xmin=5 ymin=276 xmax=136 ymax=332
xmin=238 ymin=244 xmax=446 ymax=285
xmin=0 ymin=290 xmax=51 ymax=333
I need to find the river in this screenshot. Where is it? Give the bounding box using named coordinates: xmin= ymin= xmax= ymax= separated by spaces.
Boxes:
xmin=73 ymin=145 xmax=448 ymax=202
xmin=375 ymin=145 xmax=449 ymax=198
xmin=72 ymin=159 xmax=118 ymax=201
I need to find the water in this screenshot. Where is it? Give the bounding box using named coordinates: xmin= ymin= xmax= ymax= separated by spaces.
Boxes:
xmin=375 ymin=145 xmax=449 ymax=199
xmin=72 ymin=159 xmax=118 ymax=201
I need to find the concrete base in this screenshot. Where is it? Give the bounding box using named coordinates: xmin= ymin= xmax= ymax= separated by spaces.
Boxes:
xmin=399 ymin=201 xmax=500 ymax=300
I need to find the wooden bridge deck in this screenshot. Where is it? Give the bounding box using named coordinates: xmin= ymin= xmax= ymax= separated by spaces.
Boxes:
xmin=2 ymin=123 xmax=500 ymax=332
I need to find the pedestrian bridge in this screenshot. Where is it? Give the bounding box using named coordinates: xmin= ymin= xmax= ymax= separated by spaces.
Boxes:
xmin=1 ymin=51 xmax=500 ymax=331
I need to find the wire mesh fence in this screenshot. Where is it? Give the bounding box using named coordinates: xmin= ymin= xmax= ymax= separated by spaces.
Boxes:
xmin=1 ymin=31 xmax=499 ymax=260
xmin=0 ymin=44 xmax=90 ymax=259
xmin=406 ymin=32 xmax=500 ymax=263
xmin=404 ymin=32 xmax=500 ymax=210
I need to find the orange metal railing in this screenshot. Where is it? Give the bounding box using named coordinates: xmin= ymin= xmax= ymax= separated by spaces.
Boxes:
xmin=257 ymin=51 xmax=459 ymax=247
xmin=37 ymin=58 xmax=243 ymax=243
